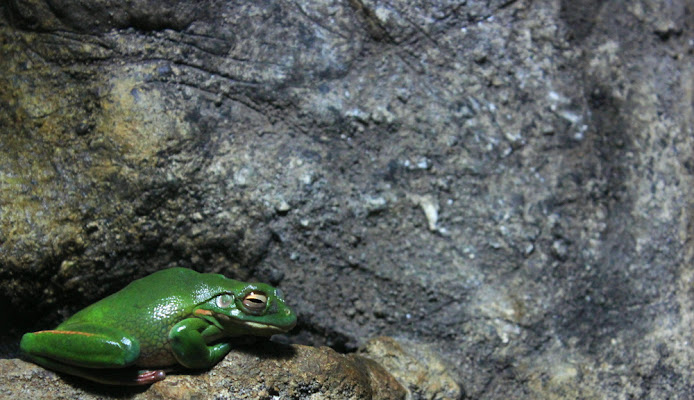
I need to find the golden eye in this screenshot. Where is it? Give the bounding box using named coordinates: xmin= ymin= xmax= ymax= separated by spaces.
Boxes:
xmin=242 ymin=291 xmax=267 ymax=314
xmin=216 ymin=294 xmax=234 ymax=308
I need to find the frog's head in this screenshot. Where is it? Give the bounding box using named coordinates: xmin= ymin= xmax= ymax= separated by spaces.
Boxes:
xmin=196 ymin=282 xmax=297 ymax=337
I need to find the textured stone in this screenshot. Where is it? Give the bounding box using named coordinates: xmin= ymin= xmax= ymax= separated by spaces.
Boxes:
xmin=359 ymin=337 xmax=461 ymax=400
xmin=0 ymin=343 xmax=406 ymax=399
xmin=2 ymin=0 xmax=694 ymax=398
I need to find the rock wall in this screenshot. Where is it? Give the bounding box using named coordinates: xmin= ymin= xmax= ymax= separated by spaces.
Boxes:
xmin=1 ymin=0 xmax=693 ymax=398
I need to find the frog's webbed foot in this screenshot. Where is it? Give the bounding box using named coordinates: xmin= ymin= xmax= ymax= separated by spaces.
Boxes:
xmin=85 ymin=367 xmax=167 ymax=385
xmin=22 ymin=354 xmax=167 ymax=385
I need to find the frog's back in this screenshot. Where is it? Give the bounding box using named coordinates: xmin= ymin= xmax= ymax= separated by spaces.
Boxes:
xmin=57 ymin=268 xmax=235 ymax=366
xmin=62 ymin=268 xmax=234 ymax=326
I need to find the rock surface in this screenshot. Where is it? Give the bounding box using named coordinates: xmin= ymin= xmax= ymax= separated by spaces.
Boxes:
xmin=0 ymin=341 xmax=409 ymax=400
xmin=359 ymin=336 xmax=461 ymax=400
xmin=2 ymin=0 xmax=694 ymax=398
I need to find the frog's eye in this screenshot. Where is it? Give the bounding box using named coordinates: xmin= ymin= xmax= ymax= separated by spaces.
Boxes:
xmin=216 ymin=294 xmax=234 ymax=308
xmin=242 ymin=291 xmax=267 ymax=315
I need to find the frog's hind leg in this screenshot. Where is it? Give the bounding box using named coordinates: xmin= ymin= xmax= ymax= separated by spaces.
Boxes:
xmin=20 ymin=325 xmax=140 ymax=368
xmin=20 ymin=324 xmax=160 ymax=385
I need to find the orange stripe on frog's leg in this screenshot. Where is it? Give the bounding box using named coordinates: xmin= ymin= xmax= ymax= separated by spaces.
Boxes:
xmin=34 ymin=330 xmax=97 ymax=337
xmin=194 ymin=309 xmax=213 ymax=316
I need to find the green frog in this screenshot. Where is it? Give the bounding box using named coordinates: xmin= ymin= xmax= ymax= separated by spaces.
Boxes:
xmin=20 ymin=268 xmax=297 ymax=385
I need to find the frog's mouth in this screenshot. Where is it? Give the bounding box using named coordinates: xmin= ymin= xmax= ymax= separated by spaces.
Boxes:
xmin=215 ymin=314 xmax=294 ymax=334
xmin=242 ymin=321 xmax=287 ymax=331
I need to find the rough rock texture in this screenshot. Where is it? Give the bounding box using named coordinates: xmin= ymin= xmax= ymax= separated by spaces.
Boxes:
xmin=0 ymin=341 xmax=410 ymax=399
xmin=359 ymin=336 xmax=461 ymax=400
xmin=1 ymin=0 xmax=694 ymax=398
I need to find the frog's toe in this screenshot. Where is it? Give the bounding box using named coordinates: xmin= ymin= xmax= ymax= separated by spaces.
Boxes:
xmin=135 ymin=369 xmax=166 ymax=385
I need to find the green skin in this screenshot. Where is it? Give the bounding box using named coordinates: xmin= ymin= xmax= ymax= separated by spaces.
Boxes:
xmin=20 ymin=268 xmax=297 ymax=385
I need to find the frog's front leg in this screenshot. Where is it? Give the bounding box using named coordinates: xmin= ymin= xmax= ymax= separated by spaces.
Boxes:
xmin=168 ymin=317 xmax=230 ymax=369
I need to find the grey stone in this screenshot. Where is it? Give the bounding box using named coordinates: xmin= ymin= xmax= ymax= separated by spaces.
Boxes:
xmin=2 ymin=0 xmax=694 ymax=398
